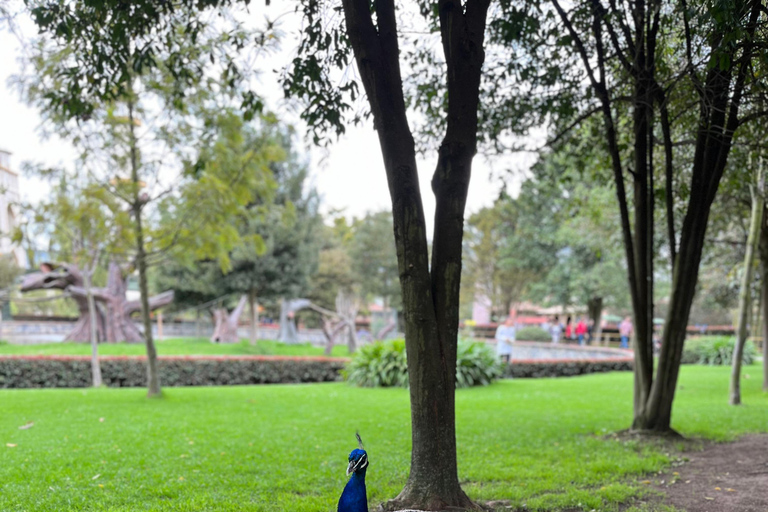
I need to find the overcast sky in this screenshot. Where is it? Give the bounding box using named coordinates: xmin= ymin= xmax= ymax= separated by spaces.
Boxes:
xmin=0 ymin=7 xmax=537 ymax=236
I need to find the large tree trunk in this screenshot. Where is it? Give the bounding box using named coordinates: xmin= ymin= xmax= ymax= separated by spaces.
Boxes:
xmin=731 ymin=165 xmax=763 ymax=405
xmin=211 ymin=295 xmax=247 ymax=343
xmin=340 ymin=0 xmax=489 ymax=507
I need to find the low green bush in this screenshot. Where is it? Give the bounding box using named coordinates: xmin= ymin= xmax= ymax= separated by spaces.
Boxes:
xmin=345 ymin=339 xmax=503 ymax=388
xmin=682 ymin=336 xmax=757 ymax=365
xmin=343 ymin=339 xmax=409 ymax=387
xmin=515 ymin=326 xmax=551 ymax=342
xmin=0 ymin=355 xmax=345 ymax=389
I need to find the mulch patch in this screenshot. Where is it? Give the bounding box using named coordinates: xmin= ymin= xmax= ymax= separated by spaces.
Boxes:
xmin=639 ymin=433 xmax=768 ymax=511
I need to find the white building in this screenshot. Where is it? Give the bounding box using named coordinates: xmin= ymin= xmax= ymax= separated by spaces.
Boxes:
xmin=0 ymin=149 xmax=28 ymax=268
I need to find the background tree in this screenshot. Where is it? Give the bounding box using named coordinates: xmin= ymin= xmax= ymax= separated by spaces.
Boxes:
xmin=17 ymin=25 xmax=280 ymax=396
xmin=349 ymin=211 xmax=400 ymax=310
xmin=22 ymin=176 xmax=132 ymax=386
xmin=156 ymin=125 xmax=321 ymax=343
xmin=473 ymin=0 xmax=768 ymax=434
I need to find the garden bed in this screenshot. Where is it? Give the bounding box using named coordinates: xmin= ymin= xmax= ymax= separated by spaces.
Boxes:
xmin=0 ymin=355 xmax=347 ymax=389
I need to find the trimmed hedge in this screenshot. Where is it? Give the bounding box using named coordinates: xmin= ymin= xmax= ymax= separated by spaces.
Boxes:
xmin=0 ymin=355 xmax=346 ymax=389
xmin=506 ymin=358 xmax=633 ymax=378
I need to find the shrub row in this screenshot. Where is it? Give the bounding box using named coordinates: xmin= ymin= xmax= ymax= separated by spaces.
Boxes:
xmin=506 ymin=358 xmax=633 ymax=378
xmin=0 ymin=355 xmax=346 ymax=389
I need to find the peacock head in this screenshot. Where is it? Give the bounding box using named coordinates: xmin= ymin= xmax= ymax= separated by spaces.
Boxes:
xmin=346 ymin=433 xmax=369 ymax=476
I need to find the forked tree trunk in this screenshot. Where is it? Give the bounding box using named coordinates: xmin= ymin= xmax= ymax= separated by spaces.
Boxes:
xmin=340 ymin=0 xmax=489 ymax=507
xmin=553 ymin=0 xmax=760 ymax=436
xmin=731 ymin=165 xmax=763 ymax=405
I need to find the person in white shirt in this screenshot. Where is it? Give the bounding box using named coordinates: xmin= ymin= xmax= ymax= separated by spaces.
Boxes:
xmin=495 ymin=316 xmax=515 ymax=363
xmin=550 ymin=316 xmax=563 ymax=344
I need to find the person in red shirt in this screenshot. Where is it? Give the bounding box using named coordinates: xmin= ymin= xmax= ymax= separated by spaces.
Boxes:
xmin=575 ymin=317 xmax=588 ymax=345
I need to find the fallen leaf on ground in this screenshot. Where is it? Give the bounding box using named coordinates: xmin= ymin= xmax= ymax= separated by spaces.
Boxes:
xmin=18 ymin=422 xmax=34 ymax=430
xmin=6 ymin=443 xmax=16 ymax=448
xmin=91 ymin=474 xmax=100 ymax=480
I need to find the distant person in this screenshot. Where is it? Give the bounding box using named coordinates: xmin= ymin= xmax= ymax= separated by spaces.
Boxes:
xmin=495 ymin=316 xmax=516 ymax=363
xmin=619 ymin=316 xmax=633 ymax=349
xmin=564 ymin=316 xmax=572 ymax=342
xmin=550 ymin=316 xmax=563 ymax=344
xmin=587 ymin=319 xmax=595 ymax=344
xmin=575 ymin=317 xmax=588 ymax=346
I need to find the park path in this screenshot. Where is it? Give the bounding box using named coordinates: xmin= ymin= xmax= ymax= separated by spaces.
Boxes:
xmin=652 ymin=434 xmax=768 ymax=512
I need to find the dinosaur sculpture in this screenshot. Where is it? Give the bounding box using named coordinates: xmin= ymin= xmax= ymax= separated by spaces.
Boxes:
xmin=210 ymin=295 xmax=248 ymax=343
xmin=20 ymin=261 xmax=174 ymax=343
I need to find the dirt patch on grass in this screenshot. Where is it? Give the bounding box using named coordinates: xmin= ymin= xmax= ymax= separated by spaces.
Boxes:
xmin=643 ymin=434 xmax=768 ymax=511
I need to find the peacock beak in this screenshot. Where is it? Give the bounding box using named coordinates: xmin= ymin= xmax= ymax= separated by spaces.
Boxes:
xmin=346 ymin=453 xmax=368 ymax=476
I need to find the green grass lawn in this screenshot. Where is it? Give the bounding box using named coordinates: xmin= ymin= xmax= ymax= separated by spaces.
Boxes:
xmin=1 ymin=365 xmax=766 ymax=512
xmin=0 ymin=338 xmax=352 ymax=357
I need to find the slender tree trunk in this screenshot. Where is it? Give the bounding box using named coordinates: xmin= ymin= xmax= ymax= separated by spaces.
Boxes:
xmin=127 ymin=95 xmax=161 ymax=398
xmin=249 ymin=288 xmax=258 ymax=345
xmin=731 ymin=164 xmax=763 ymax=405
xmin=762 ymin=208 xmax=768 ymax=392
xmin=84 ymin=271 xmax=103 ymax=387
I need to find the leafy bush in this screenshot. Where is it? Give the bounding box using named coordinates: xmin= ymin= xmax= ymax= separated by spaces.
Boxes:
xmin=682 ymin=336 xmax=757 ymax=365
xmin=343 ymin=339 xmax=409 ymax=387
xmin=515 ymin=326 xmax=551 ymax=342
xmin=456 ymin=341 xmax=504 ymax=387
xmin=0 ymin=355 xmax=345 ymax=389
xmin=345 ymin=339 xmax=503 ymax=388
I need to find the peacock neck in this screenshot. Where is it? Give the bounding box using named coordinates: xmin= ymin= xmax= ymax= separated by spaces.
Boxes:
xmin=338 ymin=471 xmax=368 ymax=512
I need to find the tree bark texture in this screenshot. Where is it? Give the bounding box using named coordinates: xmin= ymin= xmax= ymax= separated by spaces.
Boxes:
xmin=340 ymin=0 xmax=489 ymax=507
xmin=730 ymin=164 xmax=763 ymax=405
xmin=211 ymin=294 xmax=248 ymax=343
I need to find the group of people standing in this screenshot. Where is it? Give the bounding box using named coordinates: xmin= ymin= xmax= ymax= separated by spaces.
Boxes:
xmin=495 ymin=313 xmax=635 ymax=362
xmin=548 ymin=316 xmax=592 ymax=345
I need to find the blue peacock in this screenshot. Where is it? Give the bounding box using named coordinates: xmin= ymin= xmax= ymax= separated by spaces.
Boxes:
xmin=338 ymin=433 xmax=369 ymax=512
